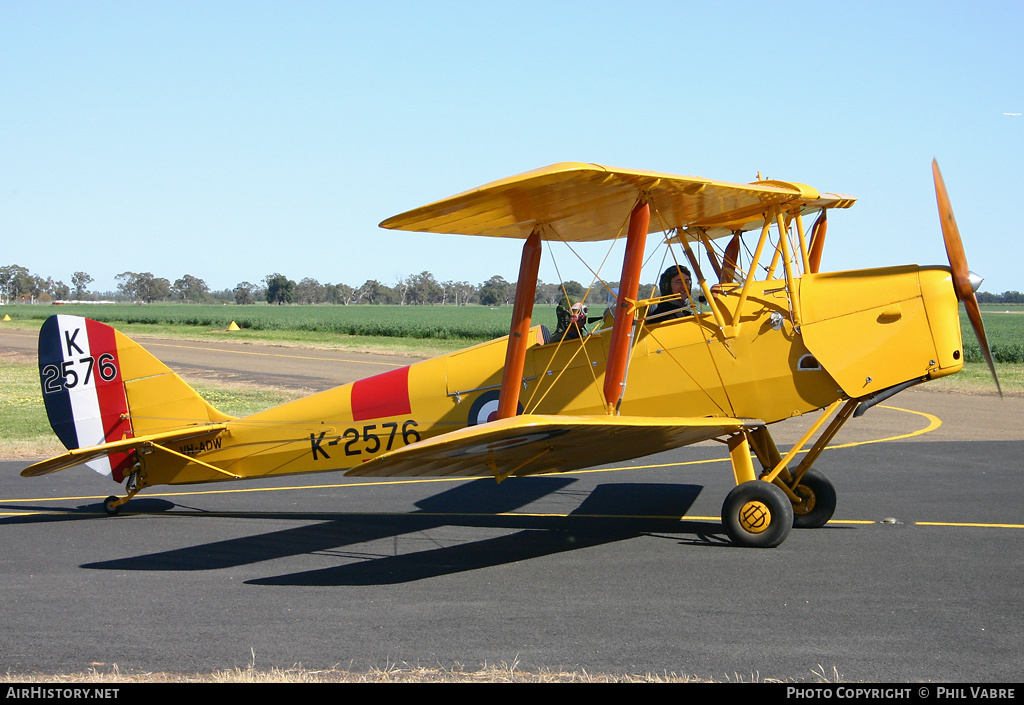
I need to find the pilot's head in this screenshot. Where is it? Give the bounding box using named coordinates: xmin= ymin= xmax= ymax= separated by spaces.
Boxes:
xmin=557 ymin=297 xmax=588 ymax=325
xmin=660 ymin=265 xmax=692 ymax=298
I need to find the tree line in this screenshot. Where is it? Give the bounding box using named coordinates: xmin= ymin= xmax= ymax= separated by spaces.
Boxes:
xmin=6 ymin=263 xmax=1023 ymax=308
xmin=976 ymin=291 xmax=1024 ymax=304
xmin=0 ymin=264 xmax=602 ymax=307
xmin=0 ymin=265 xmax=95 ymax=304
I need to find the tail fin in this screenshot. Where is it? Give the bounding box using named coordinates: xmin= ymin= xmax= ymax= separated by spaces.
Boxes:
xmin=38 ymin=315 xmax=231 ymax=482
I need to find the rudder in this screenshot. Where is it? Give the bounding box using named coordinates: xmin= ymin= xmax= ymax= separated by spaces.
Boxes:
xmin=38 ymin=315 xmax=230 ymax=482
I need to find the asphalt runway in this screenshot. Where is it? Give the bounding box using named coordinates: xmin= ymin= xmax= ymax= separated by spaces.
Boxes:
xmin=1 ymin=329 xmax=1022 ymax=681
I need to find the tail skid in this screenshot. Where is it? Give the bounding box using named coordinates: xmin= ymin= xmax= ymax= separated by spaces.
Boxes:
xmin=36 ymin=315 xmax=231 ymax=482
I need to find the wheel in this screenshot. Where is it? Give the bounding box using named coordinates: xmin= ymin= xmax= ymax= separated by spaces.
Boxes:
xmin=102 ymin=496 xmax=121 ymax=516
xmin=722 ymin=481 xmax=793 ymax=548
xmin=791 ymin=469 xmax=837 ymax=529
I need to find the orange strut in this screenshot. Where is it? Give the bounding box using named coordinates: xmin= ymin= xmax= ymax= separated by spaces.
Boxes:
xmin=603 ymin=201 xmax=650 ymax=412
xmin=497 ymin=229 xmax=542 ymax=419
xmin=807 ymin=211 xmax=827 ymax=274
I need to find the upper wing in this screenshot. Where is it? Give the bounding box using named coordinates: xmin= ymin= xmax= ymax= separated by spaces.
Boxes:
xmin=380 ymin=162 xmax=855 ymax=243
xmin=345 ymin=414 xmax=759 ymax=481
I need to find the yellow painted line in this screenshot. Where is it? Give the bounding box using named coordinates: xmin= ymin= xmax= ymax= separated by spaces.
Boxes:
xmin=310 ymin=514 xmax=1016 ymax=528
xmin=418 ymin=511 xmax=699 ymax=520
xmin=0 ymin=476 xmax=464 ymax=504
xmin=830 ymin=404 xmax=942 ymax=447
xmin=917 ymin=521 xmax=1024 ymax=529
xmin=3 ymin=505 xmax=1018 ymax=531
xmin=1 ymin=494 xmax=116 ymax=503
xmin=0 ymin=507 xmax=869 ymax=524
xmin=143 ymin=341 xmax=405 ymax=367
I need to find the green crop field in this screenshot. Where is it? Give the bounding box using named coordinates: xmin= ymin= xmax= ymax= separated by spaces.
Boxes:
xmin=3 ymin=302 xmax=1023 ymax=362
xmin=0 ymin=303 xmax=535 ymax=341
xmin=963 ymin=305 xmax=1024 ymax=363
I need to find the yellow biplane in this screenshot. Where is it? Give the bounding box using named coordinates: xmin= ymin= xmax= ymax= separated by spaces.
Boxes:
xmin=22 ymin=161 xmax=999 ymax=547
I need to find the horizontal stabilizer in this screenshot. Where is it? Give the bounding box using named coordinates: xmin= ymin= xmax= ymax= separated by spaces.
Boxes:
xmin=345 ymin=414 xmax=758 ymax=480
xmin=21 ymin=424 xmax=228 ymax=478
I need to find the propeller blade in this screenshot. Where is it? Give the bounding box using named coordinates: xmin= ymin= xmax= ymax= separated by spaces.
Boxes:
xmin=932 ymin=160 xmax=974 ymax=301
xmin=963 ymin=293 xmax=1002 ymax=397
xmin=932 ymin=159 xmax=1002 ymax=397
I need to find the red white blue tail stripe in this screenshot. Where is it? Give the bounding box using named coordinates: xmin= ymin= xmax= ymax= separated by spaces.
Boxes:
xmin=38 ymin=315 xmax=134 ymax=482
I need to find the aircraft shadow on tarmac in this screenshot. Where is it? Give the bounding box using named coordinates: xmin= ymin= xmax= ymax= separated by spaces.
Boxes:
xmin=76 ymin=478 xmax=726 ymax=584
xmin=0 ymin=497 xmax=178 ymax=521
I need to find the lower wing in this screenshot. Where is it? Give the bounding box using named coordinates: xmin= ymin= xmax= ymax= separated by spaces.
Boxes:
xmin=345 ymin=414 xmax=760 ymax=481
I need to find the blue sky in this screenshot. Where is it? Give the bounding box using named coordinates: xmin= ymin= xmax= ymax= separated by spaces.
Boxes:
xmin=3 ymin=1 xmax=1022 ymax=294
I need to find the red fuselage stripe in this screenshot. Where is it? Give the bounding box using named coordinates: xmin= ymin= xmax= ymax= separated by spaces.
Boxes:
xmin=350 ymin=366 xmax=412 ymax=421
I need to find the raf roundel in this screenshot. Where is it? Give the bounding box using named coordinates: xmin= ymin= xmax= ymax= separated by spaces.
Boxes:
xmin=467 ymin=390 xmax=522 ymax=426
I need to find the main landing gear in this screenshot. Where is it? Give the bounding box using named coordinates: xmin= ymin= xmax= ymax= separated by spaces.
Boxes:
xmin=723 ymin=400 xmax=850 ymax=547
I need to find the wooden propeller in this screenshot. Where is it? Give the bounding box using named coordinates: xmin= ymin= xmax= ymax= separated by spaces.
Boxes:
xmin=932 ymin=160 xmax=1001 ymax=397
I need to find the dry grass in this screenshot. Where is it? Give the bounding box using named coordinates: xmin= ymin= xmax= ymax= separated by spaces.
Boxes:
xmin=2 ymin=665 xmax=695 ymax=684
xmin=1 ymin=661 xmax=844 ymax=683
xmin=0 ymin=437 xmax=66 ymax=459
xmin=1 ymin=653 xmax=845 ymax=683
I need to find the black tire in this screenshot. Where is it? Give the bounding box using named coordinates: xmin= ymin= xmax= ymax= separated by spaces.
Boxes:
xmin=102 ymin=496 xmax=121 ymax=516
xmin=791 ymin=469 xmax=837 ymax=529
xmin=722 ymin=481 xmax=793 ymax=548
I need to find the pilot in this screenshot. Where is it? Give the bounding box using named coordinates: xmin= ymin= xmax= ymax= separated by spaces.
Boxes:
xmin=650 ymin=264 xmax=694 ymax=320
xmin=552 ymin=296 xmax=589 ymax=342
